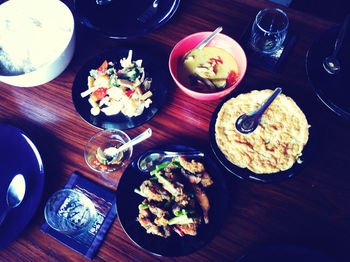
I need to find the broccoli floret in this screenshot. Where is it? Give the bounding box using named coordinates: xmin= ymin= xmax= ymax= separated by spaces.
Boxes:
xmin=125 ymin=67 xmax=139 ymax=82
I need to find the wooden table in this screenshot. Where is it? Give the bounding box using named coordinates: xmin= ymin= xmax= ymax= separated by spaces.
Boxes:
xmin=1 ymin=0 xmax=350 ymax=261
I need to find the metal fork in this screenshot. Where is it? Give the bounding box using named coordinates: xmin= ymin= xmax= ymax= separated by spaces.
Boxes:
xmin=137 ymin=0 xmax=159 ymax=23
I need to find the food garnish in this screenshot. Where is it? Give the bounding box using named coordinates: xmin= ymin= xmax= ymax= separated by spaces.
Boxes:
xmin=135 ymin=155 xmax=213 ymax=238
xmin=89 ymin=140 xmax=129 ymax=173
xmin=80 ymin=50 xmax=153 ymax=118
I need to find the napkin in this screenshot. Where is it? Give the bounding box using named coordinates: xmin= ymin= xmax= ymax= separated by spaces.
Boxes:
xmin=40 ymin=171 xmax=117 ymax=260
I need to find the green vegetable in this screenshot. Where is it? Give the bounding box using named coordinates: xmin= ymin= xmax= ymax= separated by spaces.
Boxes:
xmin=126 ymin=68 xmax=138 ymax=81
xmin=174 ymin=209 xmax=195 ymax=217
xmin=109 ymin=74 xmax=119 ymax=87
xmin=138 ymin=203 xmax=149 ymax=210
xmin=171 ymin=160 xmax=182 ymax=169
xmin=212 ymin=79 xmax=226 ymax=88
xmin=150 ymin=161 xmax=171 ymax=175
xmin=106 ymin=68 xmax=115 ymax=76
xmin=134 ymin=188 xmax=146 ymax=197
xmin=168 ymin=214 xmax=194 ymax=225
xmin=96 ymin=147 xmax=107 ymax=164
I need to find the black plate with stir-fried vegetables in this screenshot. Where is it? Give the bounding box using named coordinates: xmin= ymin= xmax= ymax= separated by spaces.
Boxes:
xmin=116 ymin=144 xmax=228 ymax=257
xmin=72 ymin=46 xmax=169 ymax=130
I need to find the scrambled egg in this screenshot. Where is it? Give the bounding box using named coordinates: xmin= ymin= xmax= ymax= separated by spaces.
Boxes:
xmin=215 ymin=89 xmax=310 ymax=174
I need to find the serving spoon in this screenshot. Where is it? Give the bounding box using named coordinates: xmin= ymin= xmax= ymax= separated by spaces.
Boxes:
xmin=137 ymin=150 xmax=204 ymax=172
xmin=182 ymin=26 xmax=223 ymax=63
xmin=107 ymin=128 xmax=152 ymax=164
xmin=0 ymin=174 xmax=26 ymax=227
xmin=322 ymin=14 xmax=349 ymax=75
xmin=235 ymin=88 xmax=282 ymax=134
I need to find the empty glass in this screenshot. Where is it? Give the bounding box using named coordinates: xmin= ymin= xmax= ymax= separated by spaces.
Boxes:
xmin=250 ymin=8 xmax=289 ymax=54
xmin=44 ymin=189 xmax=96 ymax=235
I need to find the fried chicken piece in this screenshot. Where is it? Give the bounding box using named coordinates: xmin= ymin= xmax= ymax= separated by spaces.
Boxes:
xmin=140 ymin=180 xmax=171 ymax=202
xmin=192 ymin=184 xmax=210 ymax=224
xmin=148 ymin=201 xmax=170 ymax=218
xmin=137 ymin=204 xmax=170 ymax=238
xmin=200 ymin=171 xmax=213 ymax=187
xmin=177 ymin=217 xmax=201 ymax=236
xmin=178 ymin=156 xmax=205 ymax=173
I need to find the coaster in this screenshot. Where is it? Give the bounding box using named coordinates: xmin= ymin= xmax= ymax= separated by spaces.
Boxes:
xmin=40 ymin=172 xmax=117 ymax=260
xmin=239 ymin=20 xmax=297 ymax=73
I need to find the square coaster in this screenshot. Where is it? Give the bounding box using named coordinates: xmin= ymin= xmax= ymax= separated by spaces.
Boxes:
xmin=40 ymin=172 xmax=117 ymax=260
xmin=239 ymin=20 xmax=297 ymax=73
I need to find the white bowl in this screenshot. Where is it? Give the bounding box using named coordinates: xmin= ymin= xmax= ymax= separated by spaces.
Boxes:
xmin=0 ymin=0 xmax=75 ymax=87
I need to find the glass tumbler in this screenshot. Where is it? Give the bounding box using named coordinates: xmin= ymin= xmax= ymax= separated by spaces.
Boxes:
xmin=250 ymin=8 xmax=289 ymax=54
xmin=44 ymin=189 xmax=96 ymax=235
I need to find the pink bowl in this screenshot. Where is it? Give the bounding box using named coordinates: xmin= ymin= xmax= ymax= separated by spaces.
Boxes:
xmin=169 ymin=32 xmax=247 ymax=100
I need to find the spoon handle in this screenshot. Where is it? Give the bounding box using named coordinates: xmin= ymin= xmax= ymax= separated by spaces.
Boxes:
xmin=333 ymin=14 xmax=350 ymax=57
xmin=0 ymin=207 xmax=10 ymax=227
xmin=250 ymin=88 xmax=282 ymax=117
xmin=117 ymin=128 xmax=152 ymax=153
xmin=196 ymin=26 xmax=223 ymax=50
xmin=162 ymin=150 xmax=205 ymax=158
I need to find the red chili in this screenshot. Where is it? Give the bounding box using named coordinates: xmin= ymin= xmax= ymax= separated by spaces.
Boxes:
xmin=96 ymin=60 xmax=108 ymax=73
xmin=210 ymin=57 xmax=223 ymax=64
xmin=172 ymin=226 xmax=184 ymax=237
xmin=99 ymin=164 xmax=109 ymax=172
xmin=91 ymin=158 xmax=101 ymax=168
xmin=91 ymin=88 xmax=107 ymax=102
xmin=125 ymin=89 xmax=135 ymax=97
xmin=226 ymin=70 xmax=237 ymax=86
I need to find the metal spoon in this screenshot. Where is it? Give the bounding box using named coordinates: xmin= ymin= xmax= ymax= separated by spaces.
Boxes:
xmin=0 ymin=174 xmax=26 ymax=227
xmin=107 ymin=128 xmax=152 ymax=164
xmin=322 ymin=14 xmax=349 ymax=74
xmin=137 ymin=150 xmax=204 ymax=172
xmin=235 ymin=88 xmax=282 ymax=134
xmin=182 ymin=26 xmax=223 ymax=63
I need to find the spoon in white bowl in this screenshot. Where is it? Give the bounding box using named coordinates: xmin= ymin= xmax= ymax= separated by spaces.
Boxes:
xmin=107 ymin=128 xmax=152 ymax=165
xmin=137 ymin=150 xmax=204 ymax=172
xmin=0 ymin=174 xmax=26 ymax=227
xmin=182 ymin=26 xmax=223 ymax=63
xmin=235 ymin=88 xmax=282 ymax=134
xmin=322 ymin=14 xmax=349 ymax=75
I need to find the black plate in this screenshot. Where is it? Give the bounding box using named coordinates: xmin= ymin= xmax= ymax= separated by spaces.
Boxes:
xmin=74 ymin=0 xmax=180 ymax=39
xmin=236 ymin=244 xmax=335 ymax=262
xmin=116 ymin=144 xmax=228 ymax=257
xmin=306 ymin=26 xmax=350 ymax=121
xmin=209 ymin=93 xmax=315 ymax=183
xmin=72 ymin=46 xmax=169 ymax=130
xmin=0 ymin=124 xmax=45 ymax=249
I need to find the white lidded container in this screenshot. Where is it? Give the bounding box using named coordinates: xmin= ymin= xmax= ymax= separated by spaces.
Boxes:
xmin=0 ymin=0 xmax=75 ymax=87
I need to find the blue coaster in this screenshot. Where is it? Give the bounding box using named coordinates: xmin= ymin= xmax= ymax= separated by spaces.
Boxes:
xmin=239 ymin=20 xmax=297 ymax=73
xmin=40 ymin=172 xmax=117 ymax=260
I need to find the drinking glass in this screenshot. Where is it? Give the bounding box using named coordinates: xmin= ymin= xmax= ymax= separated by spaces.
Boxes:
xmin=44 ymin=189 xmax=96 ymax=235
xmin=249 ymin=8 xmax=289 ymax=54
xmin=84 ymin=129 xmax=132 ymax=174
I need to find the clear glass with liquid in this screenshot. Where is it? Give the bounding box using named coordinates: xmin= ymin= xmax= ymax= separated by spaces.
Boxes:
xmin=250 ymin=8 xmax=289 ymax=54
xmin=44 ymin=189 xmax=96 ymax=235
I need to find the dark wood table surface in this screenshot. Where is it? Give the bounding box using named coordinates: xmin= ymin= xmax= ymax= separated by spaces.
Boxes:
xmin=1 ymin=0 xmax=350 ymax=261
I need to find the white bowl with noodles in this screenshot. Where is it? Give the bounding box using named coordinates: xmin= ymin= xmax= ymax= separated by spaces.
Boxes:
xmin=0 ymin=0 xmax=75 ymax=87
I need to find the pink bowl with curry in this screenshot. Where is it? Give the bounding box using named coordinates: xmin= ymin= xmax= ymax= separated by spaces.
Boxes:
xmin=169 ymin=32 xmax=247 ymax=100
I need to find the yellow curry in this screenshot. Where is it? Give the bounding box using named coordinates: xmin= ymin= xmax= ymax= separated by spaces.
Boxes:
xmin=179 ymin=46 xmax=238 ymax=93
